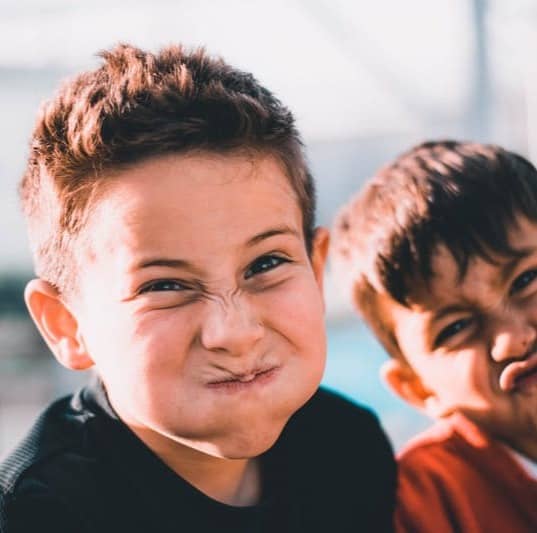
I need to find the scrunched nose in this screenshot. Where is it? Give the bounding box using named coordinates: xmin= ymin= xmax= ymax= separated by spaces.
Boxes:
xmin=200 ymin=298 xmax=264 ymax=355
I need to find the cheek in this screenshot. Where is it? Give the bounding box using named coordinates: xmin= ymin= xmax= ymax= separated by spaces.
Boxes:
xmin=525 ymin=297 xmax=537 ymax=322
xmin=127 ymin=309 xmax=196 ymax=370
xmin=85 ymin=306 xmax=196 ymax=387
xmin=259 ymin=281 xmax=327 ymax=407
xmin=261 ymin=277 xmax=327 ymax=358
xmin=461 ymin=355 xmax=496 ymax=398
xmin=441 ymin=351 xmax=491 ymax=401
xmin=98 ymin=311 xmax=199 ymax=417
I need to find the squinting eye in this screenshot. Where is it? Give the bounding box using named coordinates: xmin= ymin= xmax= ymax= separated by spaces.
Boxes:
xmin=245 ymin=255 xmax=289 ymax=280
xmin=434 ymin=318 xmax=473 ymax=347
xmin=139 ymin=280 xmax=187 ymax=293
xmin=511 ymin=269 xmax=537 ymax=295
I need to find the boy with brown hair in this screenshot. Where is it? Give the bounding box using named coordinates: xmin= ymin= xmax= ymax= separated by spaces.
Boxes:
xmin=0 ymin=44 xmax=395 ymax=532
xmin=332 ymin=140 xmax=537 ymax=532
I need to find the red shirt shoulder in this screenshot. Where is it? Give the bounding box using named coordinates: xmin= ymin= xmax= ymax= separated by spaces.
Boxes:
xmin=395 ymin=415 xmax=537 ymax=533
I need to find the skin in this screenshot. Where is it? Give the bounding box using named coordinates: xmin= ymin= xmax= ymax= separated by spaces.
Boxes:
xmin=25 ymin=152 xmax=329 ymax=506
xmin=381 ymin=216 xmax=537 ymax=460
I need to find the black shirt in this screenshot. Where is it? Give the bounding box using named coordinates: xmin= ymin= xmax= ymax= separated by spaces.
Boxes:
xmin=0 ymin=378 xmax=395 ymax=532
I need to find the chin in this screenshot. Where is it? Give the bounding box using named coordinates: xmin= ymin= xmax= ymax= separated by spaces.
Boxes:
xmin=214 ymin=423 xmax=287 ymax=460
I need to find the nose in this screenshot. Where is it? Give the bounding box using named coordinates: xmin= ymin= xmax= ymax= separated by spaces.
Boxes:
xmin=489 ymin=311 xmax=536 ymax=362
xmin=200 ymin=296 xmax=264 ymax=355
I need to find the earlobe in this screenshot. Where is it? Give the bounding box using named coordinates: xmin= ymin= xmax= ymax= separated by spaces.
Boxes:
xmin=311 ymin=227 xmax=330 ymax=290
xmin=380 ymin=358 xmax=433 ymax=412
xmin=24 ymin=279 xmax=94 ymax=371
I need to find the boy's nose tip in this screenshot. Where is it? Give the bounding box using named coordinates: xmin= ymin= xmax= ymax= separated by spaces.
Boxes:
xmin=200 ymin=304 xmax=264 ymax=353
xmin=490 ymin=325 xmax=536 ymax=362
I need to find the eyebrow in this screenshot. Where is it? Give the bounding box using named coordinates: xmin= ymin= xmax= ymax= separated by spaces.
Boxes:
xmin=134 ymin=225 xmax=300 ymax=271
xmin=245 ymin=225 xmax=301 ymax=247
xmin=497 ymin=247 xmax=534 ymax=284
xmin=135 ymin=257 xmax=195 ymax=271
xmin=431 ymin=304 xmax=471 ymax=324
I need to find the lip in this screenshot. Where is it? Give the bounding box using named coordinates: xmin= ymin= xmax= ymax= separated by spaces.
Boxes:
xmin=206 ymin=366 xmax=280 ymax=393
xmin=499 ymin=351 xmax=537 ymax=392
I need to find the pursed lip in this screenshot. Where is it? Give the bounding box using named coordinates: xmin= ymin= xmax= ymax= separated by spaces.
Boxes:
xmin=206 ymin=365 xmax=280 ymax=391
xmin=499 ymin=351 xmax=537 ymax=392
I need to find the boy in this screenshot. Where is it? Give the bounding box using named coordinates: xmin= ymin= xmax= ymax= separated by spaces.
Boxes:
xmin=0 ymin=44 xmax=395 ymax=532
xmin=331 ymin=140 xmax=537 ymax=532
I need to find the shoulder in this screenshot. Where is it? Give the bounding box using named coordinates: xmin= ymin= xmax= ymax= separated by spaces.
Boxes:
xmin=0 ymin=391 xmax=98 ymax=532
xmin=397 ymin=419 xmax=480 ymax=488
xmin=287 ymin=386 xmax=393 ymax=454
xmin=292 ymin=386 xmax=384 ymax=432
xmin=0 ymin=392 xmax=91 ymax=494
xmin=0 ymin=477 xmax=87 ymax=533
xmin=397 ymin=415 xmax=494 ymax=480
xmin=281 ymin=387 xmax=396 ymax=531
xmin=395 ymin=421 xmax=476 ymax=532
xmin=395 ymin=418 xmax=537 ymax=532
xmin=289 ymin=386 xmax=394 ymax=459
xmin=398 ymin=416 xmax=534 ymax=488
xmin=395 ymin=417 xmax=512 ymax=516
xmin=398 ymin=418 xmax=458 ymax=461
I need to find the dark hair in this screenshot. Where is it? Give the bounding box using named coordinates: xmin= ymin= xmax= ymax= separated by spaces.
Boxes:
xmin=332 ymin=140 xmax=537 ymax=354
xmin=20 ymin=43 xmax=315 ymax=294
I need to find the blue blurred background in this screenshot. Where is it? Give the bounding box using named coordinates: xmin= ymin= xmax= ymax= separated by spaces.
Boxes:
xmin=1 ymin=0 xmax=537 ymax=455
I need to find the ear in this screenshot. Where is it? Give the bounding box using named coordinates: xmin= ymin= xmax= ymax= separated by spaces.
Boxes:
xmin=24 ymin=279 xmax=94 ymax=371
xmin=310 ymin=227 xmax=330 ymax=291
xmin=380 ymin=358 xmax=434 ymax=412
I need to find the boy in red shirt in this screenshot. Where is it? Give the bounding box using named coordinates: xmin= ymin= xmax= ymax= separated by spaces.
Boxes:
xmin=332 ymin=140 xmax=537 ymax=532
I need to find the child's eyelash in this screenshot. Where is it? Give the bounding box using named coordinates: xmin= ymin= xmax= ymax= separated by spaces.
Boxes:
xmin=137 ymin=256 xmax=291 ymax=293
xmin=434 ymin=318 xmax=474 ymax=347
xmin=139 ymin=279 xmax=188 ymax=293
xmin=245 ymin=255 xmax=290 ymax=279
xmin=510 ymin=269 xmax=537 ymax=295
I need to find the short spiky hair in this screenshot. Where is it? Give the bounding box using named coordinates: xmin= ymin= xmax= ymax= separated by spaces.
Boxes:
xmin=20 ymin=43 xmax=315 ymax=294
xmin=332 ymin=140 xmax=537 ymax=356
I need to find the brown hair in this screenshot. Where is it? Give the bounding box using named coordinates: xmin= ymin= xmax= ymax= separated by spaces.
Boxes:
xmin=20 ymin=43 xmax=315 ymax=294
xmin=332 ymin=140 xmax=537 ymax=357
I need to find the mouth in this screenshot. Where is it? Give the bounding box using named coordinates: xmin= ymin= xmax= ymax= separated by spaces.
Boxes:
xmin=499 ymin=351 xmax=537 ymax=392
xmin=206 ymin=366 xmax=280 ymax=393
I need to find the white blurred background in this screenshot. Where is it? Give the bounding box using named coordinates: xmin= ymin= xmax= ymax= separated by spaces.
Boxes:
xmin=1 ymin=0 xmax=537 ymax=455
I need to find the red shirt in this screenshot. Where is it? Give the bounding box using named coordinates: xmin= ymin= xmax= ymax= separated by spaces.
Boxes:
xmin=396 ymin=414 xmax=537 ymax=532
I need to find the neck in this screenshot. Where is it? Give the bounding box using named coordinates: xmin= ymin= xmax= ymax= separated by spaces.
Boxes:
xmin=129 ymin=425 xmax=262 ymax=506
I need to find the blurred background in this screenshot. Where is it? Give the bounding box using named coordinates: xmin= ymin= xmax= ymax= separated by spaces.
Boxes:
xmin=1 ymin=0 xmax=537 ymax=456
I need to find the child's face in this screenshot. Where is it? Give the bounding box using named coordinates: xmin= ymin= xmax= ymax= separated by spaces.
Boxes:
xmin=383 ymin=216 xmax=537 ymax=444
xmin=69 ymin=153 xmax=328 ymax=458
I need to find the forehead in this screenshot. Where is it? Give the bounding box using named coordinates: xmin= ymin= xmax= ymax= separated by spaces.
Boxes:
xmin=82 ymin=152 xmax=303 ymax=265
xmin=409 ymin=217 xmax=537 ymax=306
